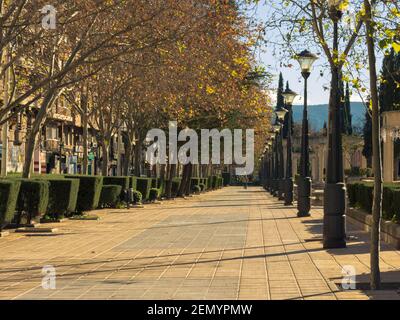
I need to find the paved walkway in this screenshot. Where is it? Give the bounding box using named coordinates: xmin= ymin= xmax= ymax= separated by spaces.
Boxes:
xmin=0 ymin=187 xmax=400 ymax=300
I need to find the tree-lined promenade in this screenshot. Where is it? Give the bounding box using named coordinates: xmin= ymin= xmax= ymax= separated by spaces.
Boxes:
xmin=0 ymin=0 xmax=400 ymax=301
xmin=0 ymin=0 xmax=271 ymax=180
xmin=0 ymin=187 xmax=399 ymax=300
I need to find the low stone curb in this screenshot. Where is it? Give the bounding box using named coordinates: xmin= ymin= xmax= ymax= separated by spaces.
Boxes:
xmin=347 ymin=207 xmax=400 ymax=249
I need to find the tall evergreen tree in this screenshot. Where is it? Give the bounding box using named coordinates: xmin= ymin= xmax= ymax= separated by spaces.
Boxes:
xmin=283 ymin=81 xmax=293 ymax=138
xmin=362 ymin=100 xmax=373 ymax=168
xmin=277 ymin=72 xmax=285 ymax=110
xmin=275 ymin=72 xmax=284 ymax=128
xmin=379 ymin=48 xmax=400 ymax=112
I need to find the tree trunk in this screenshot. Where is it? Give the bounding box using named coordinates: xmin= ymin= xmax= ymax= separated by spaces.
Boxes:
xmin=134 ymin=137 xmax=142 ymax=177
xmin=178 ymin=164 xmax=189 ymax=197
xmin=101 ymin=143 xmax=109 ymax=177
xmin=365 ymin=0 xmax=382 ymax=291
xmin=23 ymin=90 xmax=57 ymax=178
xmin=165 ymin=164 xmax=176 ymax=198
xmin=123 ymin=142 xmax=132 ymax=176
xmin=82 ymin=93 xmax=89 ymax=175
xmin=184 ymin=163 xmax=193 ymax=195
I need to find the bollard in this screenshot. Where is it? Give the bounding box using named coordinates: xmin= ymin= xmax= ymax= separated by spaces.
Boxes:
xmin=124 ymin=189 xmax=130 ymax=209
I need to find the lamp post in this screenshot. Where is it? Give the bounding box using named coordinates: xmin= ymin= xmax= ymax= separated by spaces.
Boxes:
xmin=275 ymin=107 xmax=288 ymax=201
xmin=265 ymin=141 xmax=272 ymax=192
xmin=269 ymin=134 xmax=277 ymax=196
xmin=282 ymin=85 xmax=298 ymax=206
xmin=272 ymin=125 xmax=281 ymax=197
xmin=324 ymin=0 xmax=347 ymax=249
xmin=295 ymin=50 xmax=318 ymax=217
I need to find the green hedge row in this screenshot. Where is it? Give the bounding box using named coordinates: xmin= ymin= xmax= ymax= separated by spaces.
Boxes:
xmin=99 ymin=185 xmax=122 ymax=208
xmin=347 ymin=182 xmax=400 ymax=223
xmin=16 ymin=179 xmax=50 ymax=222
xmin=0 ymin=180 xmax=21 ymax=228
xmin=46 ymin=179 xmax=80 ymax=218
xmin=136 ymin=177 xmax=152 ymax=201
xmin=65 ymin=175 xmax=103 ymax=213
xmin=0 ymin=173 xmax=225 ymax=226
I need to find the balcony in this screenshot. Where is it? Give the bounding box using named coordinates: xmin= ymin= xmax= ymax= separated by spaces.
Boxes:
xmin=48 ymin=107 xmax=73 ymax=122
xmin=45 ymin=139 xmax=60 ymax=152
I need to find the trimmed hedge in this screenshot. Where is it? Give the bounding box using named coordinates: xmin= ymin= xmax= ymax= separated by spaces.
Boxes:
xmin=170 ymin=178 xmax=181 ymax=197
xmin=136 ymin=177 xmax=152 ymax=201
xmin=190 ymin=178 xmax=201 ymax=192
xmin=103 ymin=176 xmax=130 ymax=200
xmin=151 ymin=178 xmax=158 ymax=189
xmin=99 ymin=185 xmax=122 ymax=208
xmin=222 ymin=172 xmax=231 ymax=186
xmin=193 ymin=185 xmax=201 ymax=194
xmin=347 ymin=182 xmax=400 ymax=223
xmin=16 ymin=179 xmax=50 ymax=222
xmin=149 ymin=188 xmax=160 ymax=202
xmin=46 ymin=178 xmax=80 ymax=218
xmin=132 ymin=190 xmax=142 ymax=204
xmin=207 ymin=176 xmax=214 ymax=190
xmin=0 ymin=180 xmax=21 ymax=228
xmin=65 ymin=175 xmax=103 ymax=213
xmin=130 ymin=176 xmax=138 ymax=190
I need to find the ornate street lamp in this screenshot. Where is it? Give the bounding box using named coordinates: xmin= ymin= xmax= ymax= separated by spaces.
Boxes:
xmin=324 ymin=0 xmax=347 ymax=249
xmin=265 ymin=141 xmax=273 ymax=192
xmin=269 ymin=134 xmax=277 ymax=196
xmin=282 ymin=85 xmax=298 ymax=206
xmin=275 ymin=107 xmax=288 ymax=201
xmin=296 ymin=50 xmax=318 ymax=217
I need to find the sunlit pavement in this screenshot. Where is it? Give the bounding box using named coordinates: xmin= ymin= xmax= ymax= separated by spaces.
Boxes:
xmin=0 ymin=186 xmax=399 ymax=300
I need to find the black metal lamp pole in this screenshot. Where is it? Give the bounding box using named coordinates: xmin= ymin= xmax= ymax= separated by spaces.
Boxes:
xmin=266 ymin=144 xmax=272 ymax=192
xmin=282 ymin=85 xmax=298 ymax=206
xmin=275 ymin=108 xmax=288 ymax=201
xmin=295 ymin=50 xmax=318 ymax=217
xmin=270 ymin=135 xmax=277 ymax=196
xmin=324 ymin=1 xmax=346 ymax=249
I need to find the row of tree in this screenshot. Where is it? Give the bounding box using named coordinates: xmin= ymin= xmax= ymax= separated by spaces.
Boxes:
xmin=363 ymin=48 xmax=400 ymax=165
xmin=0 ymin=1 xmax=272 ymax=180
xmin=261 ymin=0 xmax=399 ymax=290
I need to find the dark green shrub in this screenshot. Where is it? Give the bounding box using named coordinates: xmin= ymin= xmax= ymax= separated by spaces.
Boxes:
xmin=347 ymin=182 xmax=400 ymax=223
xmin=192 ymin=185 xmax=201 ymax=194
xmin=132 ymin=190 xmax=142 ymax=204
xmin=149 ymin=188 xmax=160 ymax=202
xmin=0 ymin=180 xmax=21 ymax=228
xmin=130 ymin=176 xmax=138 ymax=190
xmin=217 ymin=176 xmax=223 ymax=188
xmin=390 ymin=189 xmax=400 ymax=223
xmin=207 ymin=176 xmax=213 ymax=189
xmin=46 ymin=178 xmax=80 ymax=219
xmin=171 ymin=178 xmax=181 ymax=197
xmin=136 ymin=178 xmax=152 ymax=200
xmin=347 ymin=183 xmax=357 ymax=207
xmin=16 ymin=179 xmax=50 ymax=222
xmin=222 ymin=172 xmax=231 ymax=186
xmin=157 ymin=179 xmax=166 ymax=195
xmin=99 ymin=185 xmax=122 ymax=208
xmin=382 ymin=187 xmax=394 ymax=220
xmin=65 ymin=175 xmax=103 ymax=213
xmin=103 ymin=176 xmax=130 ymax=200
xmin=190 ymin=178 xmax=201 ymax=191
xmin=151 ymin=178 xmax=158 ymax=188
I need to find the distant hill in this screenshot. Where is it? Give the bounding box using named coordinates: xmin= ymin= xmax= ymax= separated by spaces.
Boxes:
xmin=292 ymin=102 xmax=366 ymax=132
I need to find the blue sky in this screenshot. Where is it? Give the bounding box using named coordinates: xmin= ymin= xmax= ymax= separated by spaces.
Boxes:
xmin=253 ymin=2 xmax=374 ymax=106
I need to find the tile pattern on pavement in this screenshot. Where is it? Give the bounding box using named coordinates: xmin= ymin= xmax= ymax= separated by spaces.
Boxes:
xmin=0 ymin=186 xmax=399 ymax=300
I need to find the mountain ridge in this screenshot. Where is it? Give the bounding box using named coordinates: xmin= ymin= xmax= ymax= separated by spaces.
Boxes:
xmin=292 ymin=102 xmax=366 ymax=131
